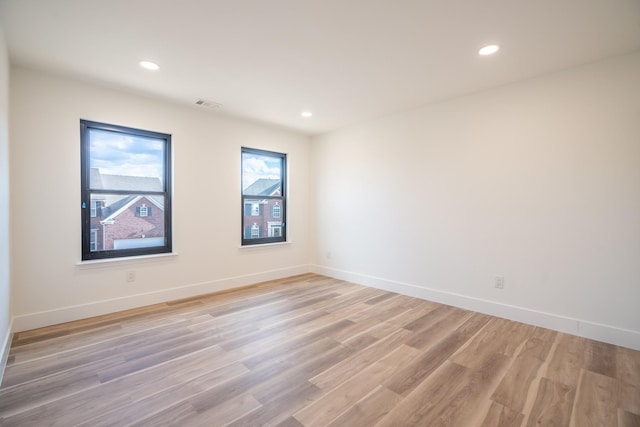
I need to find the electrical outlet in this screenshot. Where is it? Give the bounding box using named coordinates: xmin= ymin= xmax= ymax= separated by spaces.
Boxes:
xmin=495 ymin=276 xmax=505 ymax=289
xmin=326 ymin=251 xmax=332 ymax=260
xmin=126 ymin=271 xmax=136 ymax=282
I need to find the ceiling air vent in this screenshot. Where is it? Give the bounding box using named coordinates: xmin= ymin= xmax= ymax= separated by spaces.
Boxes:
xmin=195 ymin=99 xmax=222 ymax=110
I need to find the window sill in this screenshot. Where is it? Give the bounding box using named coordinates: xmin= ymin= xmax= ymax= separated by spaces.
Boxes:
xmin=238 ymin=241 xmax=292 ymax=250
xmin=76 ymin=252 xmax=178 ymax=269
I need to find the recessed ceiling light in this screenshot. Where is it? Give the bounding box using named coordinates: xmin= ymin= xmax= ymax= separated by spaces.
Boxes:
xmin=301 ymin=111 xmax=313 ymax=118
xmin=478 ymin=44 xmax=500 ymax=56
xmin=139 ymin=60 xmax=160 ymax=71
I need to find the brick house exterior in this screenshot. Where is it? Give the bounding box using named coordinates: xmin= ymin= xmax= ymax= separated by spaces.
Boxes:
xmin=242 ymin=178 xmax=283 ymax=239
xmin=93 ymin=196 xmax=165 ymax=250
xmin=89 ymin=169 xmax=165 ymax=251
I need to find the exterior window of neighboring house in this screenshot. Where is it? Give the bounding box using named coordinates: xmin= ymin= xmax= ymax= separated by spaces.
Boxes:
xmin=80 ymin=120 xmax=172 ymax=260
xmin=90 ymin=229 xmax=98 ymax=251
xmin=137 ymin=205 xmax=150 ymax=217
xmin=241 ymin=147 xmax=286 ymax=245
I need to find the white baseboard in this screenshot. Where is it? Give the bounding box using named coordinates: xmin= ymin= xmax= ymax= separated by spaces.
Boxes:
xmin=12 ymin=265 xmax=311 ymax=333
xmin=312 ymin=265 xmax=640 ymax=351
xmin=0 ymin=318 xmax=13 ymax=386
xmin=10 ymin=264 xmax=639 ymax=351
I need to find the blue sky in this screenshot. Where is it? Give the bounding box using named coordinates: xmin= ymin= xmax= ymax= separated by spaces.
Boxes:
xmin=89 ymin=129 xmax=164 ymax=179
xmin=242 ymin=152 xmax=282 ymax=191
xmin=90 ymin=129 xmax=283 ymax=192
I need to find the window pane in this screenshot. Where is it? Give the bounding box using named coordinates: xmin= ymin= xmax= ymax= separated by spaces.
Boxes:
xmin=89 ymin=193 xmax=165 ymax=252
xmin=242 ymin=197 xmax=284 ymax=240
xmin=241 ymin=147 xmax=286 ymax=246
xmin=89 ymin=129 xmax=165 ymax=191
xmin=242 ymin=152 xmax=282 ymax=196
xmin=82 ymin=120 xmax=171 ymax=260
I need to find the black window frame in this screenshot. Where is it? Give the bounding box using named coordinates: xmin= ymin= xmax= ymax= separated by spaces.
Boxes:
xmin=80 ymin=120 xmax=172 ymax=260
xmin=241 ymin=147 xmax=287 ymax=246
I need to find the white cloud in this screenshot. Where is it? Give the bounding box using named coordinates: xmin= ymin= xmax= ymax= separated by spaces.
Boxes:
xmin=242 ymin=154 xmax=281 ymax=190
xmin=90 ymin=130 xmax=164 ymax=180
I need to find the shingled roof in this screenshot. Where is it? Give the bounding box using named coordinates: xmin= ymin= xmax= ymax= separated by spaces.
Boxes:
xmin=243 ymin=178 xmax=281 ymax=196
xmin=90 ymin=168 xmax=162 ymax=192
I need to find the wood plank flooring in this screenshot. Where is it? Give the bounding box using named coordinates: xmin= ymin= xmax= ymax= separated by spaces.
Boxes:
xmin=1 ymin=273 xmax=638 ymax=426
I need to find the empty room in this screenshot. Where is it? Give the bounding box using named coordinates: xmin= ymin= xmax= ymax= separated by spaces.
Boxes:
xmin=0 ymin=0 xmax=639 ymax=426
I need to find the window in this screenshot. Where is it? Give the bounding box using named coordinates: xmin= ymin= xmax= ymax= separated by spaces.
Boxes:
xmin=81 ymin=120 xmax=172 ymax=260
xmin=90 ymin=229 xmax=98 ymax=251
xmin=241 ymin=147 xmax=286 ymax=245
xmin=272 ymin=203 xmax=281 ymax=218
xmin=137 ymin=205 xmax=150 ymax=217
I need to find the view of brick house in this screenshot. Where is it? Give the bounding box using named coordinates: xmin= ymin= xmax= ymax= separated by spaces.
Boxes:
xmin=89 ymin=169 xmax=165 ymax=251
xmin=242 ymin=178 xmax=284 ymax=239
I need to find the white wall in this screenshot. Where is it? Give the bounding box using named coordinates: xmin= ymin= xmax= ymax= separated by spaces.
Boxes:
xmin=0 ymin=24 xmax=11 ymax=380
xmin=6 ymin=51 xmax=640 ymax=350
xmin=312 ymin=51 xmax=640 ymax=349
xmin=10 ymin=67 xmax=312 ymax=330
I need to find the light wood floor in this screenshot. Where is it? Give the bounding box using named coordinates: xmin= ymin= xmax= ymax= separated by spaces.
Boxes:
xmin=1 ymin=274 xmax=639 ymax=426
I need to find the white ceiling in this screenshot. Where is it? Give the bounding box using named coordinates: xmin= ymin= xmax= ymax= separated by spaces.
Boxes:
xmin=1 ymin=0 xmax=639 ymax=135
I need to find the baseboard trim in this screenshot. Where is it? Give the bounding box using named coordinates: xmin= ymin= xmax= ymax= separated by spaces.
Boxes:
xmin=12 ymin=265 xmax=311 ymax=332
xmin=0 ymin=318 xmax=13 ymax=386
xmin=312 ymin=265 xmax=640 ymax=351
